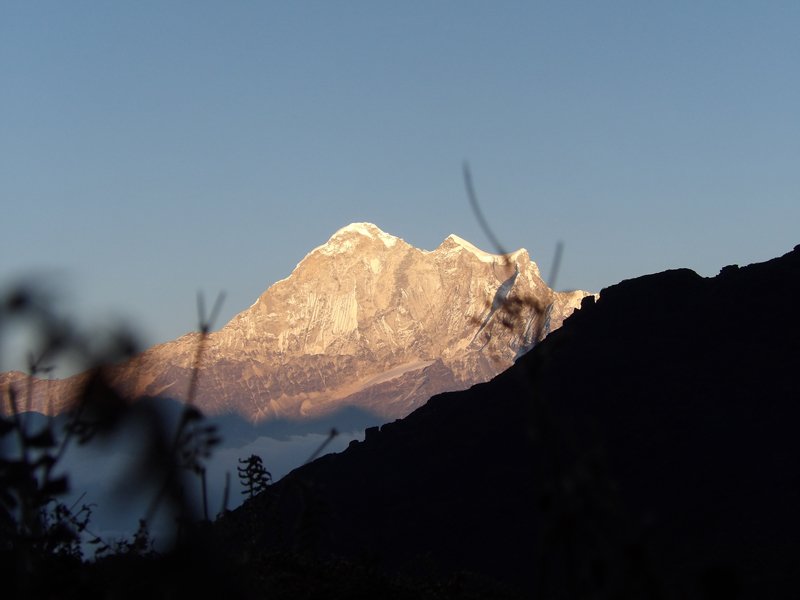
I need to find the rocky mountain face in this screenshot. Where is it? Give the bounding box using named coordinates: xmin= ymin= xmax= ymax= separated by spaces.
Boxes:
xmin=2 ymin=223 xmax=590 ymax=423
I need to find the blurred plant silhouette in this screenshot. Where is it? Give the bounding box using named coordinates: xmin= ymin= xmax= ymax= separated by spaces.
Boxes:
xmin=462 ymin=163 xmax=564 ymax=359
xmin=0 ymin=283 xmax=245 ymax=597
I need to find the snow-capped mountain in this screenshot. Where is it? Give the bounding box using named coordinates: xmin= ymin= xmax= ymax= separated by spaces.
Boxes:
xmin=3 ymin=223 xmax=591 ymax=422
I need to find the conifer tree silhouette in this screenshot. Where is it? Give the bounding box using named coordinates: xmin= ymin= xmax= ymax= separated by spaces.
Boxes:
xmin=237 ymin=454 xmax=271 ymax=499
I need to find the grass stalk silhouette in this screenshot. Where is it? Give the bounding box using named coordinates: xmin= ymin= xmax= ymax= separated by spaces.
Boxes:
xmin=0 ymin=283 xmax=245 ymax=597
xmin=462 ymin=163 xmax=661 ymax=599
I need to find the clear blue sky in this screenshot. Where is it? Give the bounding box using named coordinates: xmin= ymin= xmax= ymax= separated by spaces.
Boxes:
xmin=2 ymin=1 xmax=798 ymax=362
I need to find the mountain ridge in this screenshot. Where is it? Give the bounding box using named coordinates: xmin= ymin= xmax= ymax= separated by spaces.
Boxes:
xmin=1 ymin=223 xmax=591 ymax=423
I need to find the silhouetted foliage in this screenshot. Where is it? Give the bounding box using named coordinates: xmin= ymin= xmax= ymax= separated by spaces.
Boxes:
xmin=0 ymin=283 xmax=246 ymax=598
xmin=237 ymin=454 xmax=272 ymax=498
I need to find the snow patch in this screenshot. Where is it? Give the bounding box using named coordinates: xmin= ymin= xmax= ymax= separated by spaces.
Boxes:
xmin=331 ymin=223 xmax=399 ymax=248
xmin=444 ymin=234 xmax=526 ymax=264
xmin=306 ymin=223 xmax=401 ymax=257
xmin=369 ymin=257 xmax=382 ymax=274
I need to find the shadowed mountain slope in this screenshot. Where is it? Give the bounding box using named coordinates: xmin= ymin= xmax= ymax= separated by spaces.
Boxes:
xmin=219 ymin=245 xmax=800 ymax=599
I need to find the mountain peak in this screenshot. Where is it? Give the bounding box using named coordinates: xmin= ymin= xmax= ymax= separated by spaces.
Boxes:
xmin=330 ymin=222 xmax=399 ymax=245
xmin=334 ymin=222 xmax=388 ymax=237
xmin=314 ymin=222 xmax=401 ymax=256
xmin=440 ymin=233 xmax=528 ymax=264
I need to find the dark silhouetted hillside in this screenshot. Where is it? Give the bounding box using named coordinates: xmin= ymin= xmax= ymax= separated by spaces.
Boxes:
xmin=218 ymin=245 xmax=800 ymax=599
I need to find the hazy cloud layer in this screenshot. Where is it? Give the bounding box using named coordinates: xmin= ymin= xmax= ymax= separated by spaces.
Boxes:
xmin=57 ymin=423 xmax=364 ymax=549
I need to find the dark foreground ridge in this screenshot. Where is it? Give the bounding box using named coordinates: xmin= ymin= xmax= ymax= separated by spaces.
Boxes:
xmin=217 ymin=245 xmax=800 ymax=599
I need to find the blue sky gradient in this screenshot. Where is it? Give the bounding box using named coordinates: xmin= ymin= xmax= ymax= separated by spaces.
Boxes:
xmin=2 ymin=2 xmax=798 ymax=362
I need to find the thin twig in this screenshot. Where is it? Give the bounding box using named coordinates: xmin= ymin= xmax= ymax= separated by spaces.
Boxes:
xmin=463 ymin=162 xmax=509 ymax=256
xmin=304 ymin=428 xmax=339 ymax=464
xmin=145 ymin=290 xmax=224 ymax=525
xmin=547 ymin=241 xmax=564 ymax=290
